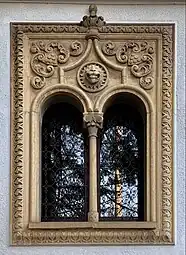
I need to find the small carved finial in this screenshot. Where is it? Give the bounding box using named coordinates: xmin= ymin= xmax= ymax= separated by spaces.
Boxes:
xmin=80 ymin=4 xmax=106 ymax=28
xmin=89 ymin=4 xmax=97 ymax=17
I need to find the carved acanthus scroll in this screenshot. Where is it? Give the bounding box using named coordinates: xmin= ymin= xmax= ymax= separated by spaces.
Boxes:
xmin=102 ymin=40 xmax=154 ymax=89
xmin=30 ymin=40 xmax=83 ymax=89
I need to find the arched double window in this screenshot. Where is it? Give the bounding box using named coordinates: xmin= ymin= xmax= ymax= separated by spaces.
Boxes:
xmin=11 ymin=21 xmax=174 ymax=245
xmin=41 ymin=94 xmax=146 ymax=222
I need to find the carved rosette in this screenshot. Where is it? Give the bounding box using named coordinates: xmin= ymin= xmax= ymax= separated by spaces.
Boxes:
xmin=30 ymin=40 xmax=83 ymax=89
xmin=102 ymin=40 xmax=154 ymax=90
xmin=77 ymin=62 xmax=108 ymax=92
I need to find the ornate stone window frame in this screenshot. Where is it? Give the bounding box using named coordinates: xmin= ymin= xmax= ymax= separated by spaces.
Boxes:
xmin=10 ymin=5 xmax=174 ymax=245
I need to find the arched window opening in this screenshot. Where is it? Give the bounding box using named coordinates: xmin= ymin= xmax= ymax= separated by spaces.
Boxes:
xmin=41 ymin=102 xmax=88 ymax=222
xmin=99 ymin=97 xmax=146 ymax=221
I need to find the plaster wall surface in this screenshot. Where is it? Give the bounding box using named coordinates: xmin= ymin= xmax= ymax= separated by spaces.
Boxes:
xmin=0 ymin=2 xmax=185 ymax=255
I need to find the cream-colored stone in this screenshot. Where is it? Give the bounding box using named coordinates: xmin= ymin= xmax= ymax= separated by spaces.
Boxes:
xmin=10 ymin=5 xmax=174 ymax=245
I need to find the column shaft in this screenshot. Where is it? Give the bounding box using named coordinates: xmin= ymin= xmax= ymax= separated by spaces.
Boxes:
xmin=88 ymin=129 xmax=98 ymax=222
xmin=83 ymin=112 xmax=103 ymax=223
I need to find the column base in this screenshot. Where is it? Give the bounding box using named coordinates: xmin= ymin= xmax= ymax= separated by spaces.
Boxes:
xmin=88 ymin=211 xmax=99 ymax=222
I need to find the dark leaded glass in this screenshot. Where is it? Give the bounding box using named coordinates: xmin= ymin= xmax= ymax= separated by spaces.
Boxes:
xmin=99 ymin=103 xmax=145 ymax=221
xmin=41 ymin=102 xmax=88 ymax=221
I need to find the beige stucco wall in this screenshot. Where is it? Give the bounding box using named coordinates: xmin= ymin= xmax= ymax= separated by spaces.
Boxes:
xmin=0 ymin=2 xmax=185 ymax=254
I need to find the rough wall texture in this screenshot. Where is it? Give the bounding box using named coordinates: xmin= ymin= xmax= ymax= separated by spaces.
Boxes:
xmin=0 ymin=3 xmax=185 ymax=255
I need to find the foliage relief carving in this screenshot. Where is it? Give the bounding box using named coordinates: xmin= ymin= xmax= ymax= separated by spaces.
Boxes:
xmin=30 ymin=40 xmax=83 ymax=89
xmin=11 ymin=28 xmax=24 ymax=234
xmin=102 ymin=40 xmax=154 ymax=90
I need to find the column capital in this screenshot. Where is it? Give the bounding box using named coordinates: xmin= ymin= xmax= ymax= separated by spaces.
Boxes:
xmin=83 ymin=112 xmax=103 ymax=137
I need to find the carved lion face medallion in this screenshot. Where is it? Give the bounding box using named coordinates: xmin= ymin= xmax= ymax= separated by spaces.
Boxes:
xmin=78 ymin=62 xmax=108 ymax=92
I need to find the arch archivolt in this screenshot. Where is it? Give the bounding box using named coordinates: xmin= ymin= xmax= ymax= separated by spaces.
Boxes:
xmin=31 ymin=83 xmax=154 ymax=117
xmin=94 ymin=84 xmax=154 ymax=114
xmin=31 ymin=83 xmax=93 ymax=114
xmin=30 ymin=84 xmax=92 ymax=223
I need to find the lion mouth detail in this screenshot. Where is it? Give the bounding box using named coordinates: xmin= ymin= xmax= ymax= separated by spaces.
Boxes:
xmin=86 ymin=73 xmax=100 ymax=84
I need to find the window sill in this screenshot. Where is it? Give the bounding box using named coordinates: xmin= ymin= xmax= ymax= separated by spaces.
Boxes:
xmin=29 ymin=221 xmax=157 ymax=229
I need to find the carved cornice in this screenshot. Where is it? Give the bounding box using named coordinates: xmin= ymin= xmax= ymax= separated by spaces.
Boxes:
xmin=13 ymin=23 xmax=173 ymax=34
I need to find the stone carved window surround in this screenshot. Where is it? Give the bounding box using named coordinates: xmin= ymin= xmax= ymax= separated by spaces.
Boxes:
xmin=10 ymin=4 xmax=174 ymax=245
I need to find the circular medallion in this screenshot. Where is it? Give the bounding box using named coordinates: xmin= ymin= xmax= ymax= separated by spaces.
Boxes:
xmin=77 ymin=62 xmax=108 ymax=92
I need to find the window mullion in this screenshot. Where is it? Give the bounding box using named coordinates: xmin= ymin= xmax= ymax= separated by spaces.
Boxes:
xmin=84 ymin=112 xmax=103 ymax=222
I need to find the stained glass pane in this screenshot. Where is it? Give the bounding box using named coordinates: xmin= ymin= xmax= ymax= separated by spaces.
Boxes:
xmin=99 ymin=103 xmax=145 ymax=221
xmin=41 ymin=102 xmax=88 ymax=221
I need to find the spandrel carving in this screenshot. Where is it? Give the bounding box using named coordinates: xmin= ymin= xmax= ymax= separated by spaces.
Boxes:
xmin=102 ymin=40 xmax=154 ymax=90
xmin=30 ymin=40 xmax=84 ymax=89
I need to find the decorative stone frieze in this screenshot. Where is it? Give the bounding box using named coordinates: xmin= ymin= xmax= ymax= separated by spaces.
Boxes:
xmin=10 ymin=4 xmax=174 ymax=245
